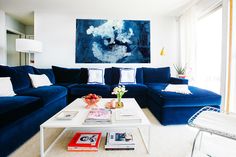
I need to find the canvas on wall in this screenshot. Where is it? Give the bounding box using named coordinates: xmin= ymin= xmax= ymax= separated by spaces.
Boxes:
xmin=75 ymin=19 xmax=150 ymax=63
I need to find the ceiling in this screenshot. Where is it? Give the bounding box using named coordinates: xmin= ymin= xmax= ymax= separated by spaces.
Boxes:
xmin=0 ymin=0 xmax=195 ymax=25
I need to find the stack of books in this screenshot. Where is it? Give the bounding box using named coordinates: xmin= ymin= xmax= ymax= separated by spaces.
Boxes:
xmin=67 ymin=132 xmax=102 ymax=152
xmin=84 ymin=108 xmax=112 ymax=124
xmin=105 ymin=132 xmax=135 ymax=150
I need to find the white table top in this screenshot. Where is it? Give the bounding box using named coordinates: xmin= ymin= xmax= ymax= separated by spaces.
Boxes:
xmin=41 ymin=98 xmax=151 ymax=128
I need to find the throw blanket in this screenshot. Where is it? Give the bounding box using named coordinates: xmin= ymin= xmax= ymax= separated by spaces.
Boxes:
xmin=162 ymin=84 xmax=192 ymax=94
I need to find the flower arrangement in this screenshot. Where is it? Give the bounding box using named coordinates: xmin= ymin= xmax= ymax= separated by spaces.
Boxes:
xmin=112 ymin=85 xmax=128 ymax=108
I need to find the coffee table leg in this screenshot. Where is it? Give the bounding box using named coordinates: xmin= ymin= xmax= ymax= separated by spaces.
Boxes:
xmin=139 ymin=125 xmax=151 ymax=153
xmin=40 ymin=126 xmax=45 ymax=157
xmin=147 ymin=126 xmax=151 ymax=153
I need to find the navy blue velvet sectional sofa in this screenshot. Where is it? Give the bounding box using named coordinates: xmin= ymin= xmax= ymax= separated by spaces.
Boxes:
xmin=0 ymin=65 xmax=221 ymax=156
xmin=0 ymin=65 xmax=67 ymax=157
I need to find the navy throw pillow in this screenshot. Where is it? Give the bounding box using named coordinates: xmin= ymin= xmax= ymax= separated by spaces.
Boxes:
xmin=52 ymin=66 xmax=82 ymax=84
xmin=104 ymin=68 xmax=112 ymax=85
xmin=0 ymin=65 xmax=34 ymax=92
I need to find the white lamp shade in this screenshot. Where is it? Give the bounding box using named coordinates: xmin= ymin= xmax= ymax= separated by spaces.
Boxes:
xmin=16 ymin=39 xmax=42 ymax=53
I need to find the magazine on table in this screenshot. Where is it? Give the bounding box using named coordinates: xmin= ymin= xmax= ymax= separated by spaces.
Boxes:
xmin=56 ymin=111 xmax=78 ymax=120
xmin=84 ymin=108 xmax=112 ymax=124
xmin=115 ymin=109 xmax=141 ymax=123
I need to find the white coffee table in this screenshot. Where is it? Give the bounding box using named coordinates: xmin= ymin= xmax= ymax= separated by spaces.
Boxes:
xmin=40 ymin=98 xmax=151 ymax=157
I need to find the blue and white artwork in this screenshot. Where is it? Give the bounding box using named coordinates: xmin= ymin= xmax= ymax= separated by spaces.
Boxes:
xmin=76 ymin=19 xmax=150 ymax=63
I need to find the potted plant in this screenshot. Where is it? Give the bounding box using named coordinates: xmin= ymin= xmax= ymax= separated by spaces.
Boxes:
xmin=174 ymin=64 xmax=187 ymax=79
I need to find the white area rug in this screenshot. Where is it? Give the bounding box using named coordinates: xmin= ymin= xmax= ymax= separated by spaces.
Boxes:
xmin=9 ymin=109 xmax=236 ymax=157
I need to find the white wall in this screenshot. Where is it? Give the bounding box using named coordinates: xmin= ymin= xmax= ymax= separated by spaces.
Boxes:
xmin=34 ymin=11 xmax=179 ymax=74
xmin=6 ymin=14 xmax=25 ymax=34
xmin=0 ymin=10 xmax=6 ymax=65
xmin=7 ymin=33 xmax=21 ymax=66
xmin=25 ymin=25 xmax=34 ymax=35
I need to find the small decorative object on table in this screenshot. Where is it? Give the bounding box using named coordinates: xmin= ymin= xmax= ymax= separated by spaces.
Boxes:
xmin=174 ymin=64 xmax=187 ymax=78
xmin=112 ymin=85 xmax=128 ymax=108
xmin=105 ymin=99 xmax=116 ymax=109
xmin=82 ymin=93 xmax=101 ymax=109
xmin=56 ymin=111 xmax=78 ymax=120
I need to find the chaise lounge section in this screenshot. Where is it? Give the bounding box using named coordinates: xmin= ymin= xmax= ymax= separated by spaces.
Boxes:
xmin=147 ymin=84 xmax=221 ymax=125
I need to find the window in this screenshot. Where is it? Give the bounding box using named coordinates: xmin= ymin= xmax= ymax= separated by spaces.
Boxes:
xmin=194 ymin=7 xmax=222 ymax=94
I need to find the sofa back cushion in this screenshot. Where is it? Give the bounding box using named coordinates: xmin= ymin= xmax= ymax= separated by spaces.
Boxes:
xmin=52 ymin=66 xmax=82 ymax=84
xmin=52 ymin=66 xmax=113 ymax=85
xmin=111 ymin=67 xmax=143 ymax=85
xmin=33 ymin=68 xmax=55 ymax=84
xmin=0 ymin=65 xmax=34 ymax=93
xmin=136 ymin=68 xmax=144 ymax=83
xmin=104 ymin=68 xmax=112 ymax=85
xmin=143 ymin=67 xmax=170 ymax=83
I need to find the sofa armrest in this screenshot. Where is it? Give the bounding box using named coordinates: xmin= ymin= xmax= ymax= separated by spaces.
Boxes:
xmin=170 ymin=77 xmax=188 ymax=85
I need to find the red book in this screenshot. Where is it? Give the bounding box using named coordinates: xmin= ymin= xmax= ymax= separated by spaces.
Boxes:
xmin=67 ymin=132 xmax=102 ymax=152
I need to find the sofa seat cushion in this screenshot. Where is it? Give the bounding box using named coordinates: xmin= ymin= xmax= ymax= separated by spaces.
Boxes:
xmin=0 ymin=96 xmax=67 ymax=157
xmin=69 ymin=84 xmax=111 ymax=97
xmin=148 ymin=83 xmax=221 ymax=108
xmin=0 ymin=96 xmax=41 ymax=127
xmin=17 ymin=86 xmax=67 ymax=105
xmin=146 ymin=83 xmax=168 ymax=91
xmin=111 ymin=84 xmax=148 ymax=97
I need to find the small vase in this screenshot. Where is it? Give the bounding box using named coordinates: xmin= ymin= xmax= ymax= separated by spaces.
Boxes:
xmin=178 ymin=74 xmax=186 ymax=79
xmin=116 ymin=95 xmax=124 ymax=108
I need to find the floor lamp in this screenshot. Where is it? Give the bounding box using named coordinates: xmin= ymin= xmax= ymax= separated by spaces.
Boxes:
xmin=16 ymin=39 xmax=42 ymax=65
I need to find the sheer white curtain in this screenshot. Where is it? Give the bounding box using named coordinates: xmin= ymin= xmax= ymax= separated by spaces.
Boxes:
xmin=179 ymin=0 xmax=222 ymax=83
xmin=179 ymin=7 xmax=197 ymax=81
xmin=194 ymin=8 xmax=222 ymax=94
xmin=229 ymin=0 xmax=236 ymax=113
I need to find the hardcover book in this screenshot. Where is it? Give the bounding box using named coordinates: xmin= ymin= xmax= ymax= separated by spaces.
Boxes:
xmin=105 ymin=132 xmax=135 ymax=150
xmin=68 ymin=132 xmax=102 ymax=152
xmin=115 ymin=110 xmax=141 ymax=123
xmin=108 ymin=132 xmax=134 ymax=145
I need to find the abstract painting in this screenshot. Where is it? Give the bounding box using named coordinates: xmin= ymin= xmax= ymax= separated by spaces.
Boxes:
xmin=76 ymin=19 xmax=150 ymax=63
